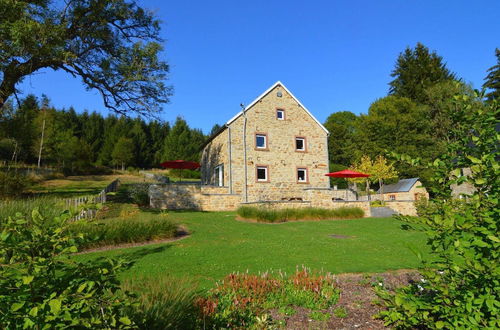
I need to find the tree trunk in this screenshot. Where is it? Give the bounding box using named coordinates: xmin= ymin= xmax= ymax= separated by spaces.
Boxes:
xmin=379 ymin=178 xmax=384 ymax=201
xmin=121 ymin=162 xmax=124 ymax=171
xmin=366 ymin=180 xmax=371 ymax=201
xmin=37 ymin=111 xmax=46 ymax=168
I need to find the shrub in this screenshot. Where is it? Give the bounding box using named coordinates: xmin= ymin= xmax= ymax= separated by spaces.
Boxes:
xmin=376 ymin=94 xmax=499 ymax=328
xmin=237 ymin=206 xmax=364 ymax=222
xmin=128 ymin=183 xmax=150 ymax=206
xmin=197 ymin=268 xmax=340 ymax=328
xmin=169 ymin=168 xmax=201 ymax=179
xmin=0 ymin=210 xmax=136 ymax=328
xmin=123 ymin=277 xmax=200 ymax=329
xmin=67 ymin=213 xmax=179 ymax=249
xmin=0 ymin=171 xmax=31 ymax=198
xmin=370 ymin=200 xmax=386 ymax=207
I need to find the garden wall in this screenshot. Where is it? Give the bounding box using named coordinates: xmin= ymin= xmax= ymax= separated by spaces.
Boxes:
xmin=384 ymin=201 xmax=418 ymax=216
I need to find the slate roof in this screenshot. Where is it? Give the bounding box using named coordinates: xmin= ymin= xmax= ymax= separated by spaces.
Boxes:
xmin=378 ymin=178 xmax=419 ymax=194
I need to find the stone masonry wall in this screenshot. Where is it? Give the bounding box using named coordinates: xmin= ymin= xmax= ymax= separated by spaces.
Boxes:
xmin=384 ymin=201 xmax=418 ymax=216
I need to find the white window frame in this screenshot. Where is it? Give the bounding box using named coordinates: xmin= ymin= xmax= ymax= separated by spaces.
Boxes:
xmin=214 ymin=164 xmax=224 ymax=186
xmin=256 ymin=166 xmax=268 ymax=182
xmin=297 ymin=168 xmax=307 ymax=183
xmin=295 ymin=137 xmax=306 ymax=151
xmin=255 ymin=134 xmax=267 ymax=149
xmin=276 ymin=109 xmax=285 ymax=120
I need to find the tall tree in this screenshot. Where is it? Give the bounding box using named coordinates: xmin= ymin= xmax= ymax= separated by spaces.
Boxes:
xmin=483 ymin=48 xmax=500 ymax=101
xmin=160 ymin=117 xmax=203 ymax=162
xmin=389 ymin=43 xmax=456 ymax=104
xmin=356 ymin=96 xmax=436 ymax=183
xmin=323 ymin=111 xmax=359 ymax=166
xmin=0 ymin=0 xmax=172 ymax=116
xmin=111 ymin=137 xmax=134 ymax=170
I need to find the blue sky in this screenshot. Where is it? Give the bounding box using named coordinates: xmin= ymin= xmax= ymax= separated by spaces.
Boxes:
xmin=18 ymin=0 xmax=500 ymax=134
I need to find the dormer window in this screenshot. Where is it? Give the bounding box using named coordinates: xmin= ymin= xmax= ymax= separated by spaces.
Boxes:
xmin=255 ymin=133 xmax=268 ymax=150
xmin=276 ymin=109 xmax=285 ymax=120
xmin=295 ymin=137 xmax=306 ymax=152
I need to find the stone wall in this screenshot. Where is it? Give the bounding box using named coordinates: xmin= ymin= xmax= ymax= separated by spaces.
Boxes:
xmin=384 ymin=201 xmax=418 ymax=216
xmin=149 ymin=184 xmax=240 ymax=211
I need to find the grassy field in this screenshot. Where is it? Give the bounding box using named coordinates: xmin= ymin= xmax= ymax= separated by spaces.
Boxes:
xmin=78 ymin=211 xmax=429 ymax=289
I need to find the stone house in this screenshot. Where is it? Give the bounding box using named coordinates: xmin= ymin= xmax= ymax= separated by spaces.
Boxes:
xmin=149 ymin=81 xmax=370 ymax=214
xmin=200 ymin=81 xmax=331 ymax=202
xmin=376 ymin=178 xmax=429 ymax=201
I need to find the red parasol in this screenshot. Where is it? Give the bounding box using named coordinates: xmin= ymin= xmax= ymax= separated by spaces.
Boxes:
xmin=325 ymin=169 xmax=370 ymax=178
xmin=160 ymin=160 xmax=200 ymax=182
xmin=325 ymin=169 xmax=370 ymax=200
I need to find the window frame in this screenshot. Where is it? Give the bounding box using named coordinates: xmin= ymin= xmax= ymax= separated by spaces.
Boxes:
xmin=255 ymin=165 xmax=270 ymax=183
xmin=295 ymin=136 xmax=307 ymax=152
xmin=255 ymin=132 xmax=269 ymax=150
xmin=296 ymin=167 xmax=309 ymax=184
xmin=276 ymin=108 xmax=285 ymax=120
xmin=389 ymin=194 xmax=396 ymax=201
xmin=214 ymin=164 xmax=224 ymax=187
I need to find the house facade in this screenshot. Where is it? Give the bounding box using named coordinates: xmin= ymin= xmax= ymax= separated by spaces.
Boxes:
xmin=200 ymin=81 xmax=331 ymax=202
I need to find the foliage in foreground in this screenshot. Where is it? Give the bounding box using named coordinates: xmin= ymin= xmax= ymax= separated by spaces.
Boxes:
xmin=0 ymin=196 xmax=65 ymax=226
xmin=67 ymin=212 xmax=179 ymax=250
xmin=376 ymin=95 xmax=499 ymax=328
xmin=197 ymin=268 xmax=340 ymax=328
xmin=123 ymin=277 xmax=200 ymax=330
xmin=237 ymin=206 xmax=364 ymax=222
xmin=0 ymin=210 xmax=136 ymax=328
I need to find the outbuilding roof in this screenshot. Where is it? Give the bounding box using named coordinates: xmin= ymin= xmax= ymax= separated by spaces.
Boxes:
xmin=378 ymin=178 xmax=420 ymax=194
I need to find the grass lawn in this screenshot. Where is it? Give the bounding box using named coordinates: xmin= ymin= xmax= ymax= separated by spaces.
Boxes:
xmin=78 ymin=211 xmax=430 ymax=289
xmin=30 ymin=173 xmax=155 ymax=197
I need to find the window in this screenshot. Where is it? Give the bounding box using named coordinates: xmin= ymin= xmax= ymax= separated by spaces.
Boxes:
xmin=255 ymin=133 xmax=267 ymax=149
xmin=276 ymin=109 xmax=285 ymax=120
xmin=389 ymin=194 xmax=396 ymax=201
xmin=297 ymin=168 xmax=308 ymax=183
xmin=295 ymin=137 xmax=306 ymax=151
xmin=214 ymin=164 xmax=224 ymax=186
xmin=256 ymin=165 xmax=269 ymax=182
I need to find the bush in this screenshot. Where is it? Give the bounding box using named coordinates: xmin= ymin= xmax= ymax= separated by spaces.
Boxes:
xmin=67 ymin=213 xmax=179 ymax=249
xmin=169 ymin=169 xmax=200 ymax=179
xmin=237 ymin=206 xmax=364 ymax=222
xmin=197 ymin=268 xmax=340 ymax=328
xmin=376 ymin=94 xmax=499 ymax=328
xmin=0 ymin=210 xmax=136 ymax=328
xmin=0 ymin=171 xmax=31 ymax=198
xmin=123 ymin=277 xmax=200 ymax=329
xmin=128 ymin=183 xmax=150 ymax=206
xmin=370 ymin=200 xmax=386 ymax=207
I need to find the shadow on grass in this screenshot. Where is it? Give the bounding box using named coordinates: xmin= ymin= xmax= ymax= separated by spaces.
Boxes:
xmin=121 ymin=245 xmax=171 ymax=263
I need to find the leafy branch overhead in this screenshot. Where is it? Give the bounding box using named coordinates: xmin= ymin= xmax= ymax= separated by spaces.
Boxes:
xmin=0 ymin=0 xmax=172 ymax=117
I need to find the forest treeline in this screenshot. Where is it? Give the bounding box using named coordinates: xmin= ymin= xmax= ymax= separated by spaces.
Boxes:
xmin=0 ymin=43 xmax=498 ymax=183
xmin=0 ymin=96 xmax=207 ymax=174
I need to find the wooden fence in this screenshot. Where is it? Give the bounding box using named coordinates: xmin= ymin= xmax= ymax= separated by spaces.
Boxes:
xmin=66 ymin=179 xmax=121 ymax=221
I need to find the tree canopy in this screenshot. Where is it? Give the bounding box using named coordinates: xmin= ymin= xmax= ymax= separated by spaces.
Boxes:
xmin=0 ymin=0 xmax=171 ymax=117
xmin=483 ymin=48 xmax=500 ymax=101
xmin=389 ymin=42 xmax=456 ymax=103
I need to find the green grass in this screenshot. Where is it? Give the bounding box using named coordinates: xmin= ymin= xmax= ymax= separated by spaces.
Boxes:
xmin=0 ymin=197 xmax=67 ymax=225
xmin=67 ymin=213 xmax=179 ymax=249
xmin=237 ymin=206 xmax=364 ymax=222
xmin=77 ymin=211 xmax=429 ymax=289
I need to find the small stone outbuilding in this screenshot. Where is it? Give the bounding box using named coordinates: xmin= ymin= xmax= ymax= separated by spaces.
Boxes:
xmin=377 ymin=178 xmax=429 ymax=201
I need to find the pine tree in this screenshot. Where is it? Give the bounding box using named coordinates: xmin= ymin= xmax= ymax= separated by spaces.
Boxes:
xmin=483 ymin=48 xmax=500 ymax=101
xmin=111 ymin=137 xmax=134 ymax=170
xmin=389 ymin=43 xmax=456 ymax=104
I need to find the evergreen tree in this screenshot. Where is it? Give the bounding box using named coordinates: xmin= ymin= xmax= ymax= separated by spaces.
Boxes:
xmin=389 ymin=43 xmax=456 ymax=104
xmin=160 ymin=117 xmax=204 ymax=162
xmin=111 ymin=137 xmax=134 ymax=170
xmin=209 ymin=124 xmax=223 ymax=136
xmin=129 ymin=119 xmax=149 ymax=168
xmin=483 ymin=48 xmax=500 ymax=101
xmin=148 ymin=121 xmax=170 ymax=166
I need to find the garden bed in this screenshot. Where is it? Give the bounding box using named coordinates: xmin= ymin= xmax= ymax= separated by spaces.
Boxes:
xmin=237 ymin=206 xmax=365 ymax=223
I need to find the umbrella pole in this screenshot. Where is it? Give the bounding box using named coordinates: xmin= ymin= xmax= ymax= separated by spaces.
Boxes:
xmin=346 ymin=179 xmax=348 ymax=201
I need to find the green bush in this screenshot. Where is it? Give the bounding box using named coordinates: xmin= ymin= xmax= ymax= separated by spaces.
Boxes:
xmin=169 ymin=168 xmax=201 ymax=179
xmin=127 ymin=183 xmax=150 ymax=206
xmin=0 ymin=171 xmax=31 ymax=198
xmin=237 ymin=206 xmax=364 ymax=222
xmin=0 ymin=210 xmax=136 ymax=328
xmin=376 ymin=94 xmax=499 ymax=328
xmin=123 ymin=277 xmax=200 ymax=329
xmin=67 ymin=213 xmax=179 ymax=249
xmin=370 ymin=200 xmax=386 ymax=207
xmin=197 ymin=268 xmax=340 ymax=328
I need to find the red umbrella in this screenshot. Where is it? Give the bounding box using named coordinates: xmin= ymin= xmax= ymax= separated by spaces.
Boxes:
xmin=325 ymin=170 xmax=370 ymax=200
xmin=325 ymin=169 xmax=370 ymax=178
xmin=160 ymin=160 xmax=200 ymax=182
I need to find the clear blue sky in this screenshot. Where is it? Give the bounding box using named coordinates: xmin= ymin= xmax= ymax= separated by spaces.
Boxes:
xmin=18 ymin=0 xmax=500 ymax=134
